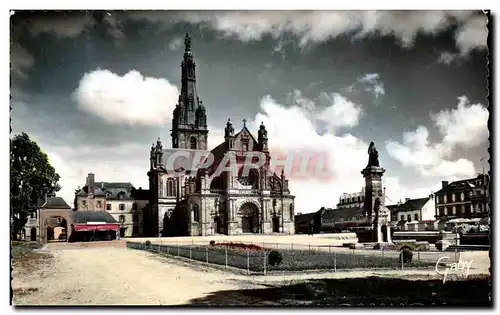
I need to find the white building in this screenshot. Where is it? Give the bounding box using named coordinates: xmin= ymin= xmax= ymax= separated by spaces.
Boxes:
xmin=393 ymin=195 xmax=436 ymax=231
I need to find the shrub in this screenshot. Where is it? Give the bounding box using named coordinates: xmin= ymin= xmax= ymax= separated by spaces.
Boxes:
xmin=435 ymin=242 xmax=443 ymax=251
xmin=399 ymin=248 xmax=413 ymax=264
xmin=145 ymin=240 xmax=151 ymax=246
xmin=209 ymin=240 xmax=216 ymax=246
xmin=268 ymin=250 xmax=283 ymax=266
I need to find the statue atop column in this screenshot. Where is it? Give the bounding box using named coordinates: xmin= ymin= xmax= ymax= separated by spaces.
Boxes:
xmin=367 ymin=141 xmax=380 ymax=168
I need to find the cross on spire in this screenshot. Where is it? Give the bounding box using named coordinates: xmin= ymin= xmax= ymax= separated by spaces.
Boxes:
xmin=242 ymin=118 xmax=247 ymax=127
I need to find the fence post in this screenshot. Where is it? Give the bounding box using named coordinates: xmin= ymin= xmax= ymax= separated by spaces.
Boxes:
xmin=263 ymin=250 xmax=266 ymax=275
xmin=328 ymin=245 xmax=331 ymax=254
xmin=166 ymin=245 xmax=169 ymax=255
xmin=206 ymin=246 xmax=208 ymax=263
xmin=309 ymin=243 xmax=311 ymax=251
xmin=417 ymin=249 xmax=420 ymax=262
xmin=382 ymin=247 xmax=384 ymax=258
xmin=454 ymin=248 xmax=458 ymax=262
xmin=225 ymin=246 xmax=228 ymax=269
xmin=276 ymin=243 xmax=279 ymax=249
xmin=401 ymin=252 xmax=404 ymax=271
xmin=247 ymin=251 xmax=250 ymax=275
xmin=291 ymin=242 xmax=293 ymax=250
xmin=189 ymin=245 xmax=192 ymax=260
xmin=351 ymin=248 xmax=355 ymax=269
xmin=177 ymin=242 xmax=179 ymax=257
xmin=334 ymin=251 xmax=337 ymax=273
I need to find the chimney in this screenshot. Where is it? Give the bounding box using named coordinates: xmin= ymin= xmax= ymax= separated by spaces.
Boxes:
xmin=405 ymin=198 xmax=410 ymax=202
xmin=86 ymin=173 xmax=95 ymax=193
xmin=442 ymin=181 xmax=449 ymax=189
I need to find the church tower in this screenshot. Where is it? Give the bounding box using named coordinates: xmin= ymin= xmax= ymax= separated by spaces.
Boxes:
xmin=171 ymin=33 xmax=209 ymax=150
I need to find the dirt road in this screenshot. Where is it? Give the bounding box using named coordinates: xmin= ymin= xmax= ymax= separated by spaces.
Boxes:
xmin=12 ymin=244 xmax=491 ymax=306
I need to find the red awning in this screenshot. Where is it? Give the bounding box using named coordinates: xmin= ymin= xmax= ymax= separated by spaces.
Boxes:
xmin=73 ymin=224 xmax=120 ymax=232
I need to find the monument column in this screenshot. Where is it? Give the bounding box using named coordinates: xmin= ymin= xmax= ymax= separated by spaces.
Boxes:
xmin=361 ymin=141 xmax=391 ymax=245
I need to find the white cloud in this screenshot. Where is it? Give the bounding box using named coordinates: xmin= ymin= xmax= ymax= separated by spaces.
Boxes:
xmin=437 ymin=51 xmax=461 ymax=65
xmin=73 ymin=69 xmax=179 ymax=126
xmin=249 ymin=92 xmax=369 ymax=213
xmin=383 ymin=176 xmax=443 ymax=204
xmin=355 ymin=73 xmax=385 ymax=100
xmin=168 ymin=37 xmax=183 ymax=51
xmin=318 ymin=93 xmax=363 ymax=130
xmin=385 ymin=96 xmax=488 ymax=178
xmin=431 ymin=96 xmax=489 ymax=148
xmin=142 ymin=11 xmax=488 ymax=57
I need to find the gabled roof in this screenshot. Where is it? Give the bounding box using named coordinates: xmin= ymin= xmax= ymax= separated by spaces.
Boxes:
xmin=234 ymin=125 xmax=259 ymax=145
xmin=394 ymin=197 xmax=429 ymax=212
xmin=77 ymin=182 xmax=136 ymax=200
xmin=41 ymin=197 xmax=72 ymax=210
xmin=322 ymin=207 xmax=365 ymax=221
xmin=71 ymin=211 xmax=118 ymax=224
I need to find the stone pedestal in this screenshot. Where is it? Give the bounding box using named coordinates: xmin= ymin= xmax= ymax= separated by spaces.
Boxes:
xmin=361 ymin=165 xmax=393 ymax=246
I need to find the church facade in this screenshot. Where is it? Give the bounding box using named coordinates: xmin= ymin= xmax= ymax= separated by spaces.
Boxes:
xmin=145 ymin=34 xmax=295 ymax=237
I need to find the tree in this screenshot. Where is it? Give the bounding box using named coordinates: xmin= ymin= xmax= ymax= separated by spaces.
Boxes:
xmin=10 ymin=133 xmax=61 ymax=239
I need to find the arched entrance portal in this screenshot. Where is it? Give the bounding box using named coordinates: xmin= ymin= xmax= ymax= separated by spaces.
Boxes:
xmin=45 ymin=216 xmax=68 ymax=242
xmin=240 ymin=202 xmax=259 ymax=233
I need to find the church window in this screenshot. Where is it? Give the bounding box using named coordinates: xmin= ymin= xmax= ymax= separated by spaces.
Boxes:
xmin=106 ymin=204 xmax=111 ymax=210
xmin=119 ymin=203 xmax=125 ymax=211
xmin=452 ymin=206 xmax=456 ymax=215
xmin=167 ymin=179 xmax=176 ymax=197
xmin=452 ymin=194 xmax=456 ymax=202
xmin=407 ymin=214 xmax=411 ymax=221
xmin=190 ymin=137 xmax=197 ymax=150
xmin=444 ymin=195 xmax=447 ymax=203
xmin=460 ymin=192 xmax=465 ymax=201
xmin=97 ymin=201 xmax=102 ymax=208
xmin=193 ymin=204 xmax=200 ymax=222
xmin=414 ymin=213 xmax=419 ymax=221
xmin=119 ymin=215 xmax=126 ymax=223
xmin=400 ymin=215 xmax=404 ymax=221
xmin=289 ymin=203 xmax=294 ymax=220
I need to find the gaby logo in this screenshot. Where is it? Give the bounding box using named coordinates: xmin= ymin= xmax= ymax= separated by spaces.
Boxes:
xmin=162 ymin=149 xmax=333 ymax=180
xmin=435 ymin=253 xmax=473 ymax=284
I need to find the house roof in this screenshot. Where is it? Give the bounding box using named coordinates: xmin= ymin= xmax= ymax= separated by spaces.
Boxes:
xmin=76 ymin=182 xmax=136 ymax=200
xmin=322 ymin=207 xmax=365 ymax=221
xmin=41 ymin=197 xmax=72 ymax=210
xmin=435 ymin=174 xmax=489 ymax=195
xmin=392 ymin=197 xmax=429 ymax=212
xmin=71 ymin=211 xmax=118 ymax=224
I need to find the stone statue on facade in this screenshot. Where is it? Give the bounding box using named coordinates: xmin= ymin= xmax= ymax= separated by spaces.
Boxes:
xmin=367 ymin=141 xmax=380 ymax=167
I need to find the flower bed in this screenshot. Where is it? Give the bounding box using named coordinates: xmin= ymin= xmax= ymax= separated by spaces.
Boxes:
xmin=213 ymin=242 xmax=265 ymax=252
xmin=127 ymin=241 xmax=435 ymax=274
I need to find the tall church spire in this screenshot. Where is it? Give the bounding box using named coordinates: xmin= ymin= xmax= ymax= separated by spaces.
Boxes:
xmin=180 ymin=33 xmax=198 ymax=111
xmin=171 ymin=33 xmax=209 ymax=150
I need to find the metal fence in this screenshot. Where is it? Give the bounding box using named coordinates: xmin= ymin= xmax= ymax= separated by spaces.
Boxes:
xmin=127 ymin=241 xmax=442 ymax=275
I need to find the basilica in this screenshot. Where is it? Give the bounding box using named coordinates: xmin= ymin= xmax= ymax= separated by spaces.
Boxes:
xmin=144 ymin=34 xmax=295 ymax=236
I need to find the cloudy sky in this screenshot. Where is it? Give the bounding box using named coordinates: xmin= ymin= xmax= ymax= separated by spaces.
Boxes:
xmin=10 ymin=10 xmax=489 ymax=213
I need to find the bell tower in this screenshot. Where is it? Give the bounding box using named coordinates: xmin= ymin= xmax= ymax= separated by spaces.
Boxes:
xmin=171 ymin=33 xmax=209 ymax=150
